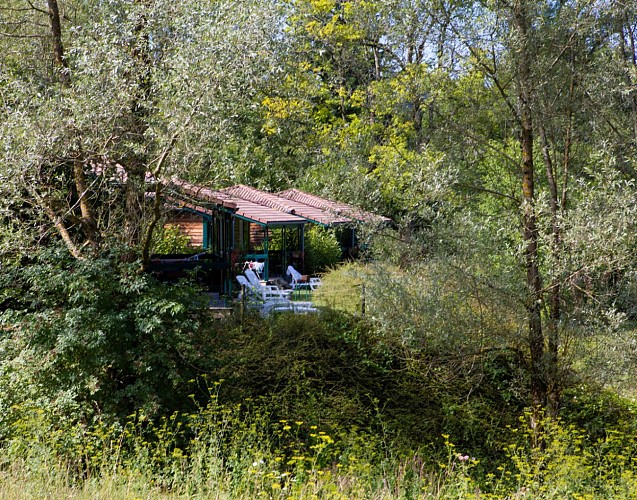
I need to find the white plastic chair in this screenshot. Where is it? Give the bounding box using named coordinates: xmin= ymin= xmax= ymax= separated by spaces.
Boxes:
xmin=244 ymin=269 xmax=292 ymax=300
xmin=286 ymin=265 xmax=321 ymax=292
xmin=236 ymin=275 xmax=278 ymax=302
xmin=292 ymin=301 xmax=318 ymax=314
xmin=286 ymin=265 xmax=303 ymax=287
xmin=309 ymin=277 xmax=322 ymax=290
xmin=260 ymin=298 xmax=295 ymax=317
xmin=245 ymin=260 xmax=265 ymax=278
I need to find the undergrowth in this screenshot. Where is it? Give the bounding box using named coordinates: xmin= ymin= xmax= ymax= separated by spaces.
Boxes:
xmin=2 ymin=393 xmax=637 ymax=498
xmin=2 ymin=254 xmax=637 ymax=497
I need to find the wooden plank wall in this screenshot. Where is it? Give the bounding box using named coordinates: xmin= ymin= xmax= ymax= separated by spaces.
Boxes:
xmin=166 ymin=212 xmax=204 ymax=248
xmin=249 ymin=223 xmax=264 ymax=250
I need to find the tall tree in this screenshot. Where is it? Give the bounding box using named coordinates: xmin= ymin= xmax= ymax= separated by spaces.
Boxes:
xmin=271 ymin=0 xmax=637 ymax=417
xmin=434 ymin=0 xmax=637 ymax=417
xmin=0 ymin=0 xmax=283 ymax=261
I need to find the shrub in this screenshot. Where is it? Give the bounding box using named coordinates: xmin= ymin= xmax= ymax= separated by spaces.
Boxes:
xmin=312 ymin=262 xmax=364 ymax=314
xmin=0 ymin=246 xmax=214 ymax=425
xmin=153 ymin=224 xmax=199 ymax=254
xmin=304 ymin=226 xmax=342 ymax=274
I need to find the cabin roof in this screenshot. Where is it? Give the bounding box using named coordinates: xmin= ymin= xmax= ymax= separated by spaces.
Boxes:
xmin=222 ymin=185 xmax=352 ymax=226
xmin=167 ymin=178 xmax=306 ymax=226
xmin=166 ymin=178 xmax=391 ymax=226
xmin=278 ymin=188 xmax=392 ymax=225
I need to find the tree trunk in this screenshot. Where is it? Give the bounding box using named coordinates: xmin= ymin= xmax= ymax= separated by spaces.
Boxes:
xmin=539 ymin=123 xmax=560 ymax=418
xmin=73 ymin=156 xmax=98 ymax=248
xmin=46 ymin=0 xmax=98 ymax=255
xmin=620 ymin=12 xmax=637 ymax=145
xmin=47 ymin=0 xmax=70 ymax=85
xmin=123 ymin=2 xmax=153 ymax=257
xmin=513 ymin=0 xmax=547 ymax=414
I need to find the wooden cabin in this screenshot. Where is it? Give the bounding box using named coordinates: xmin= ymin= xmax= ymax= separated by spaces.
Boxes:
xmin=156 ymin=179 xmax=391 ymax=293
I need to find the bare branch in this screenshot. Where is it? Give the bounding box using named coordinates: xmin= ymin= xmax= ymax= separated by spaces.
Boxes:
xmin=27 ymin=184 xmax=82 ymax=259
xmin=26 ymin=0 xmax=49 ymax=16
xmin=0 ymin=31 xmax=47 ymax=38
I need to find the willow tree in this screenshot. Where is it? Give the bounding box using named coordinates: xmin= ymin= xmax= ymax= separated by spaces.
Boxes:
xmin=266 ymin=0 xmax=637 ymax=418
xmin=260 ymin=0 xmax=464 ymax=220
xmin=433 ymin=0 xmax=637 ymax=417
xmin=0 ymin=0 xmax=287 ymax=424
xmin=0 ymin=0 xmax=283 ymax=262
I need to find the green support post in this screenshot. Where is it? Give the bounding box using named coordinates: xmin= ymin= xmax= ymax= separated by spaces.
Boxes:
xmin=263 ymin=227 xmax=269 ymax=280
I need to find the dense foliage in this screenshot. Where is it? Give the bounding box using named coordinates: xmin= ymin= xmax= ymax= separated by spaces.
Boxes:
xmin=0 ymin=248 xmax=215 ymax=422
xmin=303 ymin=226 xmax=343 ymax=274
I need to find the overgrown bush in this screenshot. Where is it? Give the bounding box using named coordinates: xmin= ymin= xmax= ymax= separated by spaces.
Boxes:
xmin=0 ymin=246 xmax=215 ymax=426
xmin=312 ymin=261 xmax=364 ymax=314
xmin=205 ymin=307 xmax=530 ymax=464
xmin=304 ymin=225 xmax=342 ymax=274
xmin=152 ymin=224 xmax=199 ymax=254
xmin=210 ymin=309 xmax=389 ymax=430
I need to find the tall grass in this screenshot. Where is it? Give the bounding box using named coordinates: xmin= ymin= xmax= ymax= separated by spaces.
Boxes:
xmin=3 ymin=395 xmax=637 ymax=499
